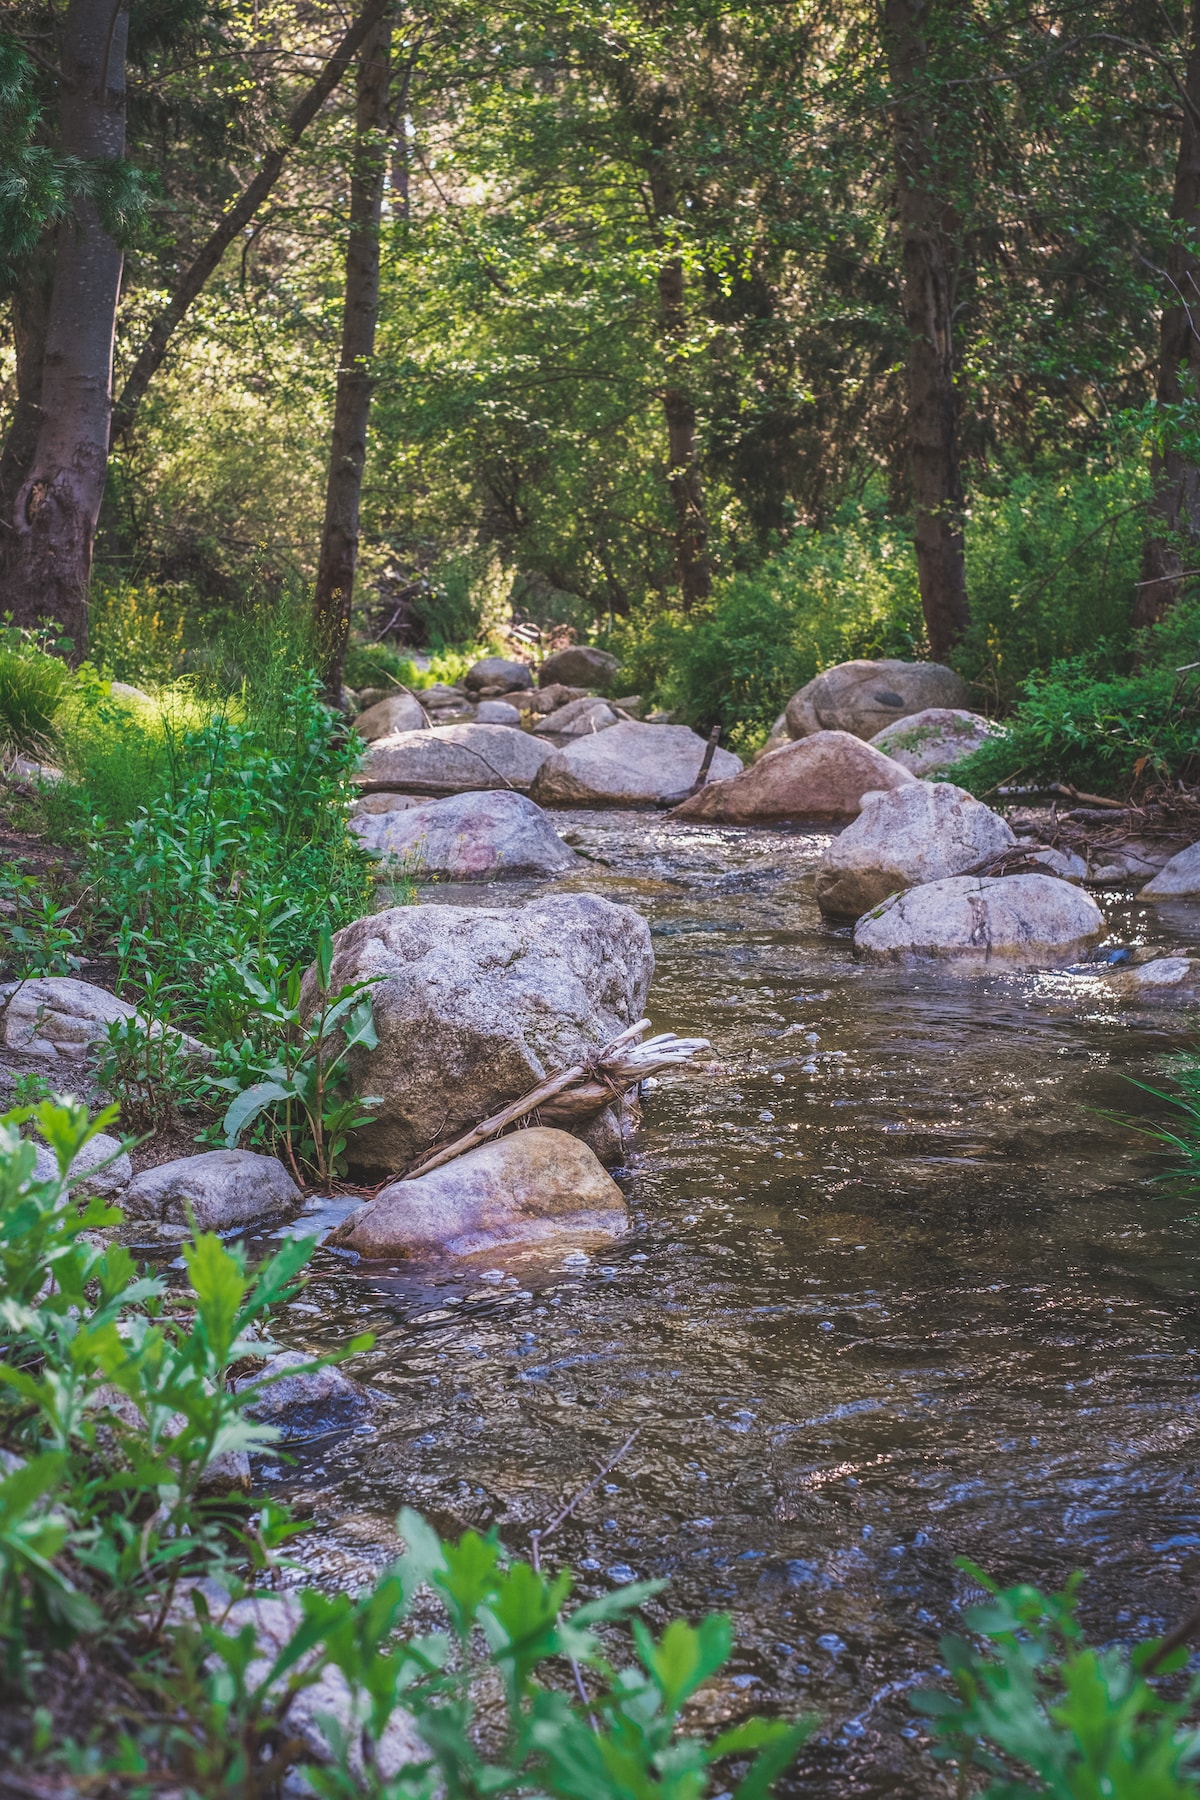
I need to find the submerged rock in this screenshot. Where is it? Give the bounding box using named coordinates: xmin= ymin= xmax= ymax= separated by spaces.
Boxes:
xmin=538 ymin=645 xmax=620 ymax=688
xmin=673 ymin=730 xmax=914 ymax=824
xmin=868 ymin=707 xmax=1004 ymax=776
xmin=359 ymin=722 xmax=556 ymax=795
xmin=350 ymin=789 xmax=577 ymax=880
xmin=354 ymin=692 xmax=430 ymax=740
xmin=853 ymin=873 xmax=1105 ymax=965
xmin=786 ymin=659 xmax=970 ymax=741
xmin=815 ymin=782 xmax=1014 ymax=918
xmin=464 ymin=656 xmax=533 ymax=692
xmin=237 ymin=1350 xmax=373 ymax=1435
xmin=122 ymin=1151 xmax=301 ymax=1230
xmin=310 ymin=894 xmax=653 ymax=1171
xmin=329 ymin=1127 xmax=626 ymax=1258
xmin=1140 ymin=841 xmax=1200 ymax=899
xmin=531 ymin=720 xmax=741 ymax=808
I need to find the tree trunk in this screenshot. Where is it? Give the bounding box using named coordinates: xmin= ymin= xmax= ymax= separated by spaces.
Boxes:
xmin=1136 ymin=0 xmax=1200 ymax=631
xmin=0 ymin=236 xmax=55 ymax=553
xmin=648 ymin=168 xmax=711 ymax=613
xmin=0 ymin=0 xmax=129 ymax=652
xmin=313 ymin=11 xmax=392 ymax=700
xmin=884 ymin=0 xmax=970 ymax=663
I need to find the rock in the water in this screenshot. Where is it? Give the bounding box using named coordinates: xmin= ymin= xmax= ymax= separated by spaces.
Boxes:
xmin=359 ymin=723 xmax=556 ymax=795
xmin=525 ymin=682 xmax=589 ymax=714
xmin=475 ymin=698 xmax=522 ymax=725
xmin=330 ymin=1127 xmax=626 ymax=1257
xmin=815 ymin=781 xmax=1014 ymax=918
xmin=237 ymin=1350 xmax=372 ymax=1435
xmin=673 ymin=730 xmax=914 ymax=824
xmin=532 ymin=695 xmax=619 ymax=737
xmin=350 ymin=789 xmax=577 ymax=880
xmin=310 ymin=894 xmax=653 ymax=1171
xmin=354 ymin=692 xmax=430 ymax=740
xmin=869 ymin=707 xmax=1003 ymax=775
xmin=122 ymin=1151 xmax=301 ymax=1230
xmin=853 ymin=873 xmax=1105 ymax=965
xmin=34 ymin=1132 xmax=131 ymax=1196
xmin=464 ymin=656 xmax=533 ymax=692
xmin=1141 ymin=841 xmax=1200 ymax=899
xmin=1020 ymin=845 xmax=1088 ymax=883
xmin=786 ymin=659 xmax=970 ymax=741
xmin=538 ymin=645 xmax=620 ymax=688
xmin=531 ymin=720 xmax=742 ymax=808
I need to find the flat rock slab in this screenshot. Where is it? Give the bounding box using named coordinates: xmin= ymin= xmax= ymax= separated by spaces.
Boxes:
xmin=854 ymin=873 xmax=1105 ymax=965
xmin=674 ymin=730 xmax=914 ymax=824
xmin=350 ymin=789 xmax=577 ymax=880
xmin=122 ymin=1150 xmax=301 ymax=1230
xmin=532 ymin=696 xmax=619 ymax=737
xmin=1141 ymin=841 xmax=1200 ymax=898
xmin=787 ymin=659 xmax=970 ymax=741
xmin=310 ymin=894 xmax=653 ymax=1172
xmin=359 ymin=722 xmax=556 ymax=795
xmin=330 ymin=1127 xmax=626 ymax=1258
xmin=532 ymin=720 xmax=742 ymax=808
xmin=869 ymin=707 xmax=1005 ymax=776
xmin=354 ymin=692 xmax=430 ymax=739
xmin=816 ymin=781 xmax=1014 ymax=918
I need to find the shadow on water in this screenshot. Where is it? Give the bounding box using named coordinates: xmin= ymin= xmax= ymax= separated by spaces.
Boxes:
xmin=253 ymin=810 xmax=1200 ymax=1796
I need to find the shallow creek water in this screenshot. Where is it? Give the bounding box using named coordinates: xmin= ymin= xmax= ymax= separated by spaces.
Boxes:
xmin=254 ymin=811 xmax=1200 ymax=1796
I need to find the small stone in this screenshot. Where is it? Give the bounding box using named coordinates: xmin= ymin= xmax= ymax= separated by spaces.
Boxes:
xmin=237 ymin=1350 xmax=373 ymax=1435
xmin=122 ymin=1151 xmax=301 ymax=1230
xmin=531 ymin=696 xmax=619 ymax=737
xmin=33 ymin=1132 xmax=131 ymax=1196
xmin=474 ymin=699 xmax=522 ymax=725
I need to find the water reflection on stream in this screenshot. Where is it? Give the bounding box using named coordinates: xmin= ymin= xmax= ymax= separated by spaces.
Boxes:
xmin=264 ymin=811 xmax=1200 ymax=1796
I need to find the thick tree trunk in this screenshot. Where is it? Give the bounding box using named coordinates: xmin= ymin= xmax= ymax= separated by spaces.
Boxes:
xmin=1136 ymin=0 xmax=1200 ymax=631
xmin=313 ymin=12 xmax=392 ymax=700
xmin=0 ymin=236 xmax=55 ymax=551
xmin=884 ymin=0 xmax=970 ymax=663
xmin=649 ymin=169 xmax=710 ymax=613
xmin=0 ymin=0 xmax=129 ymax=652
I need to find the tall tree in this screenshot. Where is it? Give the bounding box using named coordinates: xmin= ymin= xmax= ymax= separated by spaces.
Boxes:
xmin=883 ymin=0 xmax=970 ymax=661
xmin=313 ymin=7 xmax=394 ymax=698
xmin=1136 ymin=0 xmax=1200 ymax=630
xmin=0 ymin=0 xmax=130 ymax=649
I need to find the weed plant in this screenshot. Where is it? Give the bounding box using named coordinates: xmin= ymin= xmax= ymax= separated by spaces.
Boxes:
xmin=0 ymin=621 xmax=73 ymax=760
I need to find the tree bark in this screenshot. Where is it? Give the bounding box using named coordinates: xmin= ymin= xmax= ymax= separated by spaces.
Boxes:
xmin=884 ymin=0 xmax=970 ymax=662
xmin=0 ymin=0 xmax=129 ymax=652
xmin=313 ymin=11 xmax=392 ymax=700
xmin=0 ymin=236 xmax=55 ymax=554
xmin=1136 ymin=0 xmax=1200 ymax=631
xmin=111 ymin=0 xmax=389 ymax=441
xmin=648 ymin=167 xmax=711 ymax=613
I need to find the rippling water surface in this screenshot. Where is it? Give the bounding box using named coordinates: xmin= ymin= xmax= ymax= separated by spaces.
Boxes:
xmin=258 ymin=812 xmax=1200 ymax=1796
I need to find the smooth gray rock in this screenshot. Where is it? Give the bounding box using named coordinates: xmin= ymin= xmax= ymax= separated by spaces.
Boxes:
xmin=330 ymin=1127 xmax=626 ymax=1258
xmin=237 ymin=1350 xmax=372 ymax=1435
xmin=354 ymin=692 xmax=430 ymax=740
xmin=853 ymin=873 xmax=1105 ymax=965
xmin=0 ymin=976 xmax=204 ymax=1060
xmin=815 ymin=782 xmax=1015 ymax=918
xmin=359 ymin=723 xmax=556 ymax=795
xmin=33 ymin=1131 xmax=131 ymax=1196
xmin=474 ymin=698 xmax=522 ymax=725
xmin=122 ymin=1151 xmax=301 ymax=1230
xmin=786 ymin=659 xmax=971 ymax=741
xmin=531 ymin=720 xmax=741 ymax=808
xmin=1141 ymin=841 xmax=1200 ymax=899
xmin=464 ymin=656 xmax=533 ymax=692
xmin=1022 ymin=845 xmax=1088 ymax=883
xmin=538 ymin=645 xmax=620 ymax=688
xmin=350 ymin=789 xmax=577 ymax=880
xmin=869 ymin=707 xmax=1005 ymax=775
xmin=531 ymin=696 xmax=619 ymax=737
xmin=308 ymin=894 xmax=653 ymax=1171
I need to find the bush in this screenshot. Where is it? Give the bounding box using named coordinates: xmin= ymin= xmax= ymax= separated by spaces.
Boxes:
xmin=0 ymin=622 xmax=73 ymax=760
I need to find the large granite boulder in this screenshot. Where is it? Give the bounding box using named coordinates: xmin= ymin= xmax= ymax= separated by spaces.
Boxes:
xmin=854 ymin=873 xmax=1105 ymax=965
xmin=309 ymin=895 xmax=654 ymax=1172
xmin=531 ymin=696 xmax=619 ymax=737
xmin=786 ymin=659 xmax=970 ymax=741
xmin=329 ymin=1127 xmax=626 ymax=1258
xmin=531 ymin=720 xmax=741 ymax=808
xmin=869 ymin=707 xmax=1003 ymax=776
xmin=122 ymin=1151 xmax=301 ymax=1230
xmin=538 ymin=645 xmax=620 ymax=689
xmin=350 ymin=789 xmax=577 ymax=881
xmin=353 ymin=692 xmax=429 ymax=740
xmin=1141 ymin=842 xmax=1200 ymax=899
xmin=464 ymin=656 xmax=533 ymax=692
xmin=673 ymin=730 xmax=914 ymax=824
xmin=815 ymin=781 xmax=1015 ymax=918
xmin=359 ymin=723 xmax=556 ymax=795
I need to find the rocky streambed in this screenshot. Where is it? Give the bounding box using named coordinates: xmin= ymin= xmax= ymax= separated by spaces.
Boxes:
xmin=217 ymin=807 xmax=1200 ymax=1800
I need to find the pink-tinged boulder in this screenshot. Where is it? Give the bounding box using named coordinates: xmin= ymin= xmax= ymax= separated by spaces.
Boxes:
xmin=350 ymin=789 xmax=577 ymax=880
xmin=815 ymin=781 xmax=1014 ymax=917
xmin=672 ymin=730 xmax=915 ymax=824
xmin=786 ymin=659 xmax=970 ymax=741
xmin=868 ymin=707 xmax=1004 ymax=775
xmin=531 ymin=720 xmax=741 ymax=808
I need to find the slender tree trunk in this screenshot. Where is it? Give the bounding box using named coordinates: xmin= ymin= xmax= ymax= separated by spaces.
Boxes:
xmin=1136 ymin=0 xmax=1200 ymax=631
xmin=884 ymin=0 xmax=970 ymax=662
xmin=111 ymin=0 xmax=388 ymax=441
xmin=648 ymin=168 xmax=710 ymax=613
xmin=313 ymin=11 xmax=392 ymax=700
xmin=0 ymin=0 xmax=129 ymax=651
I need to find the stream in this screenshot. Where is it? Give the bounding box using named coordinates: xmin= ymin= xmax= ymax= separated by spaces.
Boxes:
xmin=251 ymin=811 xmax=1200 ymax=1796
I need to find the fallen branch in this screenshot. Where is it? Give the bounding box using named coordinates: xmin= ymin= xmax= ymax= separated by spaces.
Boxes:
xmin=402 ymin=1018 xmax=710 ymax=1180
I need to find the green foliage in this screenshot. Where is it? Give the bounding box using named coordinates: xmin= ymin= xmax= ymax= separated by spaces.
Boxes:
xmin=0 ymin=620 xmax=73 ymax=759
xmin=914 ymin=1564 xmax=1200 ymax=1798
xmin=0 ymin=862 xmax=82 ymax=983
xmin=343 ymin=641 xmax=426 ymax=692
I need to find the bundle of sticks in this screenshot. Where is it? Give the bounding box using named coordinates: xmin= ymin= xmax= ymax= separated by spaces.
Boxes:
xmin=403 ymin=1017 xmax=710 ymax=1180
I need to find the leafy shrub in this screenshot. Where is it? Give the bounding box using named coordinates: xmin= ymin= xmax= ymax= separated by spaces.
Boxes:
xmin=0 ymin=621 xmax=73 ymax=759
xmin=88 ymin=579 xmax=188 ymax=686
xmin=0 ymin=863 xmax=82 ymax=984
xmin=343 ymin=640 xmax=426 ymax=691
